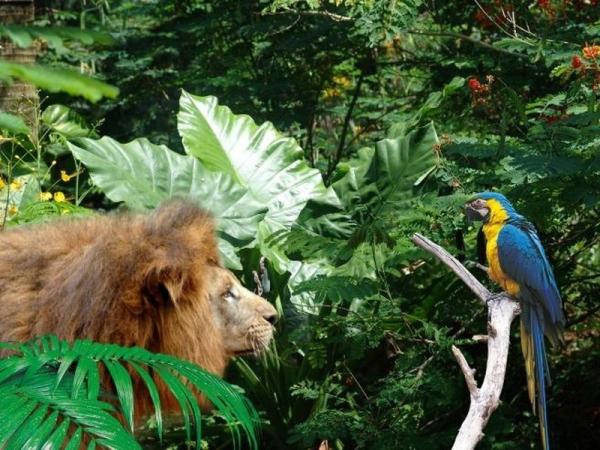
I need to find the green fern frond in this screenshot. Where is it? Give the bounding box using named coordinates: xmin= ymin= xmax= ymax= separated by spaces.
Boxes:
xmin=0 ymin=335 xmax=260 ymax=449
xmin=294 ymin=276 xmax=378 ymax=303
xmin=0 ymin=367 xmax=139 ymax=450
xmin=266 ymin=228 xmax=349 ymax=264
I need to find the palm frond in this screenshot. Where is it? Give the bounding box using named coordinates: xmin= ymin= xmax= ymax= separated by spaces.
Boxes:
xmin=0 ymin=335 xmax=260 ymax=449
xmin=0 ymin=367 xmax=139 ymax=450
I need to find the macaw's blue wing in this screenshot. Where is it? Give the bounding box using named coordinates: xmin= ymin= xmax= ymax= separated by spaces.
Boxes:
xmin=496 ymin=222 xmax=565 ymax=344
xmin=496 ymin=222 xmax=565 ymax=450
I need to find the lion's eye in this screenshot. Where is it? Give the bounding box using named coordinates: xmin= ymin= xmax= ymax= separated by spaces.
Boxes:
xmin=223 ymin=288 xmax=238 ymax=301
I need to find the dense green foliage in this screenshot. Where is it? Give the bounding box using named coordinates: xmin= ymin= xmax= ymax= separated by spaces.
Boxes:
xmin=1 ymin=0 xmax=599 ymax=449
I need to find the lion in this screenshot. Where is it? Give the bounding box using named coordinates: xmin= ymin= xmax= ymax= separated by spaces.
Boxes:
xmin=0 ymin=199 xmax=277 ymax=419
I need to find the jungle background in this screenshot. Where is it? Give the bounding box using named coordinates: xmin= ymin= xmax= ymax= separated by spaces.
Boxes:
xmin=0 ymin=0 xmax=598 ymax=449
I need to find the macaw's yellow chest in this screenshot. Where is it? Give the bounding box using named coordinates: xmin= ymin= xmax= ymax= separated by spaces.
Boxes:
xmin=482 ymin=222 xmax=521 ymax=297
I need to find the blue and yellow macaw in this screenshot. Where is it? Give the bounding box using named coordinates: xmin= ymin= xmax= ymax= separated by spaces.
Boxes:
xmin=465 ymin=192 xmax=565 ymax=450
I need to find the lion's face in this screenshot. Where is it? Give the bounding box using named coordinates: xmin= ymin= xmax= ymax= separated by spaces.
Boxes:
xmin=205 ymin=267 xmax=278 ymax=356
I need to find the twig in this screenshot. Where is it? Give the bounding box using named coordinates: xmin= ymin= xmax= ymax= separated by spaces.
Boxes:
xmin=343 ymin=362 xmax=370 ymax=401
xmin=412 ymin=233 xmax=520 ymax=450
xmin=271 ymin=16 xmax=301 ymax=36
xmin=252 ymin=271 xmax=263 ymax=296
xmin=406 ymin=29 xmax=531 ymax=60
xmin=253 ymin=256 xmax=271 ymax=296
xmin=474 ymin=262 xmax=489 ymax=273
xmin=452 ymin=345 xmax=478 ymax=397
xmin=326 ymin=71 xmax=365 ymax=181
xmin=261 ymin=9 xmax=352 ymax=22
xmin=258 ymin=256 xmax=270 ymax=294
xmin=472 ymin=0 xmax=534 ymax=45
xmin=412 ymin=354 xmax=435 ymax=379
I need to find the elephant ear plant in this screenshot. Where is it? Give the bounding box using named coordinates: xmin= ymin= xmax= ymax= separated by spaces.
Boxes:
xmin=68 ymin=91 xmax=339 ymax=278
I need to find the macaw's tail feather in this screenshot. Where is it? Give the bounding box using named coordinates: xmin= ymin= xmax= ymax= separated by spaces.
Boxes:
xmin=520 ymin=306 xmax=551 ymax=450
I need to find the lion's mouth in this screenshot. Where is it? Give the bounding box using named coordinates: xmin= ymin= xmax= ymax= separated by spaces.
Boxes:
xmin=234 ymin=349 xmax=258 ymax=356
xmin=235 ymin=322 xmax=274 ymax=356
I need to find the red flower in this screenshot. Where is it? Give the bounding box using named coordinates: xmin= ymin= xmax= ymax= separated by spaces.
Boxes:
xmin=537 ymin=0 xmax=550 ymax=9
xmin=468 ymin=78 xmax=481 ymax=91
xmin=583 ymin=45 xmax=600 ymax=59
xmin=571 ymin=55 xmax=582 ymax=69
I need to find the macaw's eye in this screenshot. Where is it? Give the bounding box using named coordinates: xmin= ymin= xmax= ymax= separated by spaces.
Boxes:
xmin=474 ymin=198 xmax=488 ymax=208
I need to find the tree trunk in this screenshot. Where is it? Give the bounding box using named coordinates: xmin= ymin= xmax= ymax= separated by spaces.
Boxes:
xmin=0 ymin=0 xmax=38 ymax=132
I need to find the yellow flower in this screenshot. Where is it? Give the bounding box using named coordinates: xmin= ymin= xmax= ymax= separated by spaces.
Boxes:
xmin=60 ymin=170 xmax=81 ymax=182
xmin=583 ymin=45 xmax=600 ymax=59
xmin=7 ymin=204 xmax=17 ymax=216
xmin=0 ymin=177 xmax=5 ymax=190
xmin=53 ymin=192 xmax=66 ymax=203
xmin=332 ymin=75 xmax=352 ymax=89
xmin=39 ymin=192 xmax=53 ymax=202
xmin=10 ymin=179 xmax=22 ymax=191
xmin=322 ymin=87 xmax=341 ymax=100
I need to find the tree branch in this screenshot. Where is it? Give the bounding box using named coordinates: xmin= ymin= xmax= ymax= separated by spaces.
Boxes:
xmin=261 ymin=9 xmax=352 ymax=22
xmin=452 ymin=345 xmax=478 ymax=398
xmin=326 ymin=71 xmax=365 ymax=182
xmin=406 ymin=29 xmax=531 ymax=60
xmin=412 ymin=233 xmax=490 ymax=303
xmin=412 ymin=233 xmax=520 ymax=450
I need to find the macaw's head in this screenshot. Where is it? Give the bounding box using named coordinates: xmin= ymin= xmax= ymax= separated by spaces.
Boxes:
xmin=464 ymin=192 xmax=514 ymax=223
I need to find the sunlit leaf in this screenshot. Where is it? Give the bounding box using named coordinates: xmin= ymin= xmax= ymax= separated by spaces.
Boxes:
xmin=42 ymin=104 xmax=97 ymax=139
xmin=177 ymin=92 xmax=342 ymax=258
xmin=67 ymin=137 xmax=266 ymax=269
xmin=0 ymin=61 xmax=118 ymax=102
xmin=0 ymin=112 xmax=30 ymax=135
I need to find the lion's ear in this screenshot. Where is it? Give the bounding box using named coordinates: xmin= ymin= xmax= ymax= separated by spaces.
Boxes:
xmin=130 ymin=198 xmax=219 ymax=312
xmin=141 ymin=263 xmax=188 ymax=311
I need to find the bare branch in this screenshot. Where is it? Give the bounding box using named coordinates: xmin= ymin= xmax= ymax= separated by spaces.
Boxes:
xmin=412 ymin=233 xmax=490 ymax=303
xmin=262 ymin=9 xmax=352 ymax=22
xmin=452 ymin=345 xmax=479 ymax=398
xmin=252 ymin=271 xmax=263 ymax=296
xmin=406 ymin=30 xmax=532 ymax=60
xmin=412 ymin=233 xmax=520 ymax=450
xmin=474 ymin=262 xmax=489 ymax=273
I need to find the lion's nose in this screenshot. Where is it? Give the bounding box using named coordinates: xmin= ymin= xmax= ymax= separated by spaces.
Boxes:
xmin=264 ymin=312 xmax=278 ymax=325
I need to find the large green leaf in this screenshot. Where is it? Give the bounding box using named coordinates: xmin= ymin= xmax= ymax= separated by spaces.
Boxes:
xmin=67 ymin=137 xmax=266 ymax=269
xmin=177 ymin=91 xmax=337 ymax=238
xmin=0 ymin=112 xmax=30 ymax=135
xmin=0 ymin=61 xmax=118 ymax=102
xmin=42 ymin=104 xmax=98 ymax=139
xmin=333 ymin=122 xmax=439 ymax=220
xmin=0 ymin=175 xmax=40 ymax=225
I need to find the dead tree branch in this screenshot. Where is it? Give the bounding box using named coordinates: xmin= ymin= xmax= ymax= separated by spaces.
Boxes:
xmin=412 ymin=233 xmax=520 ymax=450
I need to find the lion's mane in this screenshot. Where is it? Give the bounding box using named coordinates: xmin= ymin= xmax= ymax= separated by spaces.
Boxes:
xmin=0 ymin=200 xmax=235 ymax=417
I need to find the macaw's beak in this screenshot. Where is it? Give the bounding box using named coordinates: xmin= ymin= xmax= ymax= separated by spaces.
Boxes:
xmin=464 ymin=199 xmax=490 ymax=222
